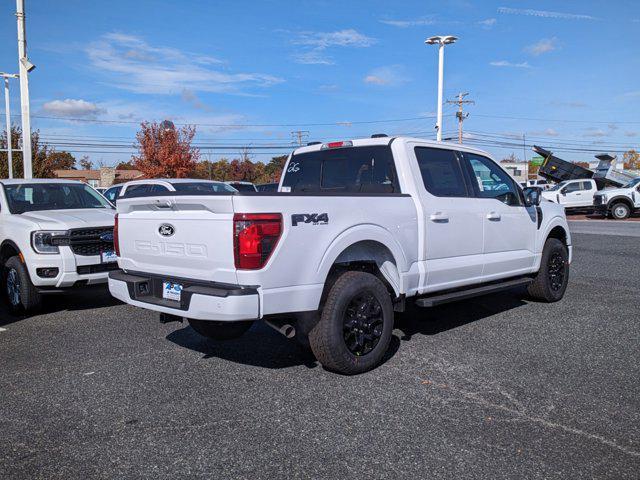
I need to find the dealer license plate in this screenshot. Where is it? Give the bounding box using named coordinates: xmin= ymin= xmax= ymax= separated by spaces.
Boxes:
xmin=162 ymin=282 xmax=183 ymax=302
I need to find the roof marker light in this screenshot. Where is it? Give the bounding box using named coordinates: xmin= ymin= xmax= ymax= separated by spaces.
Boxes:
xmin=321 ymin=140 xmax=353 ymax=150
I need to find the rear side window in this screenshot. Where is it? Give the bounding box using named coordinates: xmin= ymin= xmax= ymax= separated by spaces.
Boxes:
xmin=564 ymin=182 xmax=581 ymax=193
xmin=581 ymin=181 xmax=593 ymax=190
xmin=414 ymin=147 xmax=468 ymax=197
xmin=281 ymin=145 xmax=399 ymax=193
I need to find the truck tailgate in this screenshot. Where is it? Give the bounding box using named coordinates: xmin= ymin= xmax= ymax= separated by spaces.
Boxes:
xmin=116 ymin=195 xmax=237 ymax=284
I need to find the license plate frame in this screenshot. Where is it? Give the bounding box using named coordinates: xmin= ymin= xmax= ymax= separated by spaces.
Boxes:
xmin=162 ymin=282 xmax=183 ymax=302
xmin=101 ymin=250 xmax=117 ymax=263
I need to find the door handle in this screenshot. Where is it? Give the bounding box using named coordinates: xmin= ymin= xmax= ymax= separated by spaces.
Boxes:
xmin=486 ymin=211 xmax=501 ymax=221
xmin=429 ymin=212 xmax=449 ymax=222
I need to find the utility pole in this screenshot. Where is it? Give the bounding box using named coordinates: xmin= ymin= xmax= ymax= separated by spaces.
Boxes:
xmin=446 ymin=92 xmax=474 ymax=144
xmin=1 ymin=73 xmax=19 ymax=179
xmin=290 ymin=130 xmax=309 ymax=146
xmin=16 ymin=0 xmax=35 ymax=179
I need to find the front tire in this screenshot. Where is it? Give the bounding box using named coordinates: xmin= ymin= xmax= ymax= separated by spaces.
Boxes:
xmin=187 ymin=319 xmax=254 ymax=340
xmin=610 ymin=202 xmax=631 ymax=220
xmin=527 ymin=238 xmax=569 ymax=303
xmin=2 ymin=256 xmax=42 ymax=313
xmin=309 ymin=271 xmax=394 ymax=375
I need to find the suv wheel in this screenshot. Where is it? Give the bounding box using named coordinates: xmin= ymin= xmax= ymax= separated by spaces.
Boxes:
xmin=527 ymin=238 xmax=569 ymax=303
xmin=188 ymin=319 xmax=254 ymax=340
xmin=309 ymin=271 xmax=394 ymax=375
xmin=610 ymin=202 xmax=631 ymax=220
xmin=2 ymin=256 xmax=42 ymax=313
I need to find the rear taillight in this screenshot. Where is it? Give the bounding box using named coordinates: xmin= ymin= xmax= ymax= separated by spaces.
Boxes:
xmin=113 ymin=213 xmax=120 ymax=256
xmin=233 ymin=213 xmax=282 ymax=270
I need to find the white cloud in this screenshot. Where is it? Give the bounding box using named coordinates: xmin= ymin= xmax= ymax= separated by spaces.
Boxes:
xmin=363 ymin=65 xmax=409 ymax=86
xmin=42 ymin=99 xmax=105 ymax=118
xmin=525 ymin=37 xmax=558 ymax=56
xmin=181 ymin=89 xmax=212 ymax=112
xmin=490 ymin=60 xmax=532 ymax=68
xmin=530 ymin=128 xmax=560 ymax=137
xmin=293 ymin=29 xmax=375 ymax=49
xmin=624 ymin=131 xmax=637 ymax=137
xmin=477 ymin=18 xmax=497 ymax=29
xmin=379 ymin=18 xmax=435 ymax=28
xmin=290 ymin=29 xmax=375 ymax=65
xmin=551 ymin=100 xmax=587 ymax=108
xmin=86 ymin=33 xmax=283 ymax=95
xmin=497 ymin=7 xmax=597 ymax=21
xmin=583 ymin=128 xmax=608 ymax=138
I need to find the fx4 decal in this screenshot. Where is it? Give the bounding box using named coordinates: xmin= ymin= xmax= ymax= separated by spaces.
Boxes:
xmin=291 ymin=213 xmax=329 ymax=226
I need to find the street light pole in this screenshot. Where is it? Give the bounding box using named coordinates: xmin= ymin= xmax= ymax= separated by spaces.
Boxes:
xmin=1 ymin=73 xmax=19 ymax=179
xmin=16 ymin=0 xmax=35 ymax=179
xmin=425 ymin=35 xmax=458 ymax=142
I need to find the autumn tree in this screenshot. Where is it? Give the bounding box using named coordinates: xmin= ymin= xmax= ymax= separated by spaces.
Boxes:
xmin=500 ymin=153 xmax=519 ymax=163
xmin=115 ymin=160 xmax=136 ymax=170
xmin=132 ymin=121 xmax=199 ymax=178
xmin=622 ymin=149 xmax=639 ymax=170
xmin=0 ymin=125 xmax=76 ymax=178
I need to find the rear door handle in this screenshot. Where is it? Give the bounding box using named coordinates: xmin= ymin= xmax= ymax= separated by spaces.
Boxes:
xmin=486 ymin=211 xmax=501 ymax=221
xmin=429 ymin=212 xmax=449 ymax=222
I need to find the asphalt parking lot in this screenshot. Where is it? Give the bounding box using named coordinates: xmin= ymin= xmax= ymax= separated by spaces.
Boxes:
xmin=1 ymin=228 xmax=639 ymax=479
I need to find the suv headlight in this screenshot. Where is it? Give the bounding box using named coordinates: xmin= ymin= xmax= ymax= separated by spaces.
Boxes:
xmin=31 ymin=230 xmax=70 ymax=254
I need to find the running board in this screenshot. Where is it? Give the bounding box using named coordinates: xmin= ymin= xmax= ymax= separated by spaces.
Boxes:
xmin=415 ymin=277 xmax=532 ymax=308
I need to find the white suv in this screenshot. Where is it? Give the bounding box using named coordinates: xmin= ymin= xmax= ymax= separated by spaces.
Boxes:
xmin=0 ymin=179 xmax=116 ymax=312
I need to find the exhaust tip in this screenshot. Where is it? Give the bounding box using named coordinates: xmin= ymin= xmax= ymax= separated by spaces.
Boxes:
xmin=282 ymin=324 xmax=295 ymax=339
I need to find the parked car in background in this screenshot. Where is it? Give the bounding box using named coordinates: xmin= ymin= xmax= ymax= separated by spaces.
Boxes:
xmin=0 ymin=180 xmax=117 ymax=312
xmin=593 ymin=177 xmax=640 ymax=219
xmin=526 ymin=179 xmax=550 ymax=190
xmin=541 ymin=179 xmax=598 ymax=210
xmin=103 ymin=179 xmax=237 ymax=204
xmin=256 ymin=182 xmax=278 ymax=192
xmin=110 ymin=136 xmax=571 ymax=375
xmin=225 ymin=181 xmax=257 ymax=192
xmin=95 ymin=187 xmax=107 ymax=195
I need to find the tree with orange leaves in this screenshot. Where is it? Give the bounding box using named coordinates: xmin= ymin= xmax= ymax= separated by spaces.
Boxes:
xmin=132 ymin=121 xmax=199 ymax=178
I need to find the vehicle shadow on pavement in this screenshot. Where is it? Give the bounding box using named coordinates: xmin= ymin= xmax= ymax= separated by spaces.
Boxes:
xmin=167 ymin=321 xmax=402 ymax=371
xmin=0 ymin=287 xmax=120 ymax=326
xmin=394 ymin=288 xmax=528 ymax=341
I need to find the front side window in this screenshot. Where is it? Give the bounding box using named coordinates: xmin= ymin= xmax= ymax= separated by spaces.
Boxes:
xmin=464 ymin=154 xmax=522 ymax=206
xmin=4 ymin=183 xmax=112 ymax=214
xmin=282 ymin=145 xmax=399 ymax=193
xmin=414 ymin=147 xmax=467 ymax=197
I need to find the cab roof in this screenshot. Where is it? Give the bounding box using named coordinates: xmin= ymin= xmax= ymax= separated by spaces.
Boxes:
xmin=0 ymin=178 xmax=84 ymax=185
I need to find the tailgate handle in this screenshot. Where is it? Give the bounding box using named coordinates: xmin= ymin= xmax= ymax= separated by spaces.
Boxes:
xmin=154 ymin=200 xmax=174 ymax=209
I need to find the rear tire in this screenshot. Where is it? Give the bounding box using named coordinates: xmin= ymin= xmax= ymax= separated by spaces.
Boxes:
xmin=2 ymin=256 xmax=42 ymax=313
xmin=188 ymin=319 xmax=254 ymax=340
xmin=610 ymin=202 xmax=631 ymax=220
xmin=527 ymin=238 xmax=569 ymax=303
xmin=309 ymin=271 xmax=394 ymax=375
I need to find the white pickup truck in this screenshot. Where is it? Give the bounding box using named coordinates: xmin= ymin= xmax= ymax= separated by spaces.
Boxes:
xmin=541 ymin=178 xmax=598 ymax=210
xmin=110 ymin=136 xmax=572 ymax=374
xmin=1 ymin=179 xmax=117 ymax=312
xmin=593 ymin=177 xmax=640 ymax=219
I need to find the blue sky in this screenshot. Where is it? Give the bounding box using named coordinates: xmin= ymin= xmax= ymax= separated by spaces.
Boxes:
xmin=0 ymin=0 xmax=638 ymax=166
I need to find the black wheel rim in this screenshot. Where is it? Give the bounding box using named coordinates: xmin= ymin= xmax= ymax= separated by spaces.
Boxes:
xmin=6 ymin=268 xmax=21 ymax=307
xmin=548 ymin=252 xmax=565 ymax=292
xmin=343 ymin=291 xmax=384 ymax=356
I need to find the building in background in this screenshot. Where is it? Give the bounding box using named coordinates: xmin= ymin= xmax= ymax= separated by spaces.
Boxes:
xmin=53 ymin=167 xmax=144 ymax=188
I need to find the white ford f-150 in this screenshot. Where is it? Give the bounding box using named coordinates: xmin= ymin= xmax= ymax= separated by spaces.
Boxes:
xmin=109 ymin=136 xmax=572 ymax=374
xmin=1 ymin=179 xmax=117 ymax=312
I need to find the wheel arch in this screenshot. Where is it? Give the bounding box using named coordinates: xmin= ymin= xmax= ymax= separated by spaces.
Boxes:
xmin=608 ymin=196 xmax=633 ymax=209
xmin=0 ymin=240 xmax=21 ymax=264
xmin=316 ymin=225 xmax=408 ymax=298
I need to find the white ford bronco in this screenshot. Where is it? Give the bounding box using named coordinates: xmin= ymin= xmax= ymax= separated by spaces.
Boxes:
xmin=109 ymin=136 xmax=572 ymax=374
xmin=0 ymin=179 xmax=117 ymax=312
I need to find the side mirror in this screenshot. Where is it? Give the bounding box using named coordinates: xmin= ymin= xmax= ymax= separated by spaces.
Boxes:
xmin=560 ymin=187 xmax=567 ymax=195
xmin=523 ymin=187 xmax=541 ymax=207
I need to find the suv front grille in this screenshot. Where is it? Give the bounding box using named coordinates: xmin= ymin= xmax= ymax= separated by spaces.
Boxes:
xmin=69 ymin=227 xmax=114 ymax=256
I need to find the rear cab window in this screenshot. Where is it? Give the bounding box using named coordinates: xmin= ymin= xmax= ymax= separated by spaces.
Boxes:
xmin=281 ymin=145 xmax=400 ymax=194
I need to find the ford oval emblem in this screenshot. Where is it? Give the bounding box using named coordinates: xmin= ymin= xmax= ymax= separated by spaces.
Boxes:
xmin=100 ymin=232 xmax=114 ymax=242
xmin=159 ymin=224 xmax=175 ymax=237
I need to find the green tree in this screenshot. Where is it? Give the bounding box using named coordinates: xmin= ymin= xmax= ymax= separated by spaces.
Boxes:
xmin=0 ymin=125 xmax=76 ymax=178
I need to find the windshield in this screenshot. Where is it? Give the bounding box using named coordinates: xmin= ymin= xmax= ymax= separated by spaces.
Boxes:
xmin=172 ymin=182 xmax=237 ymax=193
xmin=623 ymin=178 xmax=640 ymax=188
xmin=3 ymin=183 xmax=112 ymax=214
xmin=227 ymin=182 xmax=256 ymax=192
